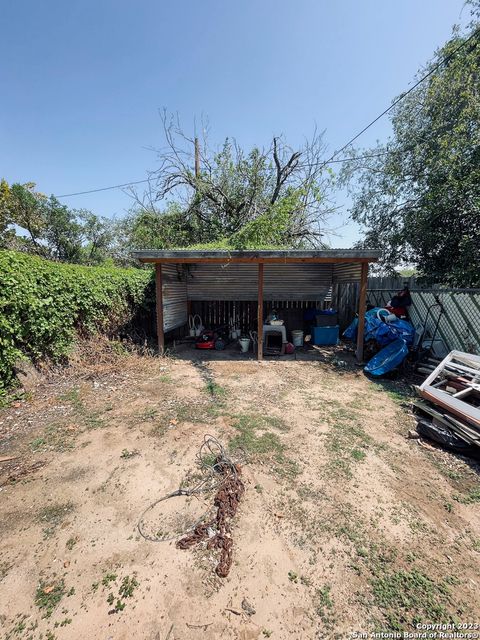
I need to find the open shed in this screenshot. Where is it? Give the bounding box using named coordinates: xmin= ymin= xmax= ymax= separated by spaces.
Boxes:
xmin=132 ymin=249 xmax=381 ymax=361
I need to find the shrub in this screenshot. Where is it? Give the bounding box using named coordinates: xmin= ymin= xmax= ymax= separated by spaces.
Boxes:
xmin=0 ymin=250 xmax=154 ymax=393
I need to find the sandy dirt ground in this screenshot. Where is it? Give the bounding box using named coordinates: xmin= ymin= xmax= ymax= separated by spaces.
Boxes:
xmin=1 ymin=342 xmax=479 ymax=640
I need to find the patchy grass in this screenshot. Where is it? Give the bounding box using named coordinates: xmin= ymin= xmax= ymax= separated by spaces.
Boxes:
xmin=316 ymin=585 xmax=334 ymax=624
xmin=205 ymin=380 xmax=227 ymax=398
xmin=35 ymin=579 xmax=66 ymax=618
xmin=228 ymin=413 xmax=299 ymax=479
xmin=371 ymin=569 xmax=456 ymax=630
xmin=323 ymin=404 xmax=374 ymax=478
xmin=37 ymin=502 xmax=75 ymax=537
xmin=453 ymin=486 xmax=480 ymax=505
xmin=59 ymin=387 xmax=105 ymax=430
xmin=30 ymin=423 xmax=76 ymax=453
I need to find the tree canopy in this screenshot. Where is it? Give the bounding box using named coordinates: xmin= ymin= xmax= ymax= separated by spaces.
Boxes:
xmin=0 ymin=180 xmax=113 ymax=265
xmin=343 ymin=6 xmax=480 ymax=287
xmin=122 ymin=116 xmax=336 ymax=254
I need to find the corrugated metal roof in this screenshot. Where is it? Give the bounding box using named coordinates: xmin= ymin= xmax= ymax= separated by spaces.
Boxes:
xmin=133 ymin=249 xmax=380 ymax=263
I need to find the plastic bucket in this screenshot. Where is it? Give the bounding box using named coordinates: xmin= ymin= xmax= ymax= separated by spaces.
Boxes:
xmin=239 ymin=338 xmax=250 ymax=353
xmin=291 ymin=330 xmax=304 ymax=347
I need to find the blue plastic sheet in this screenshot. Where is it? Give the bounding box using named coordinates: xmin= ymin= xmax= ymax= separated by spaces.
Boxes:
xmin=364 ymin=338 xmax=409 ymax=376
xmin=343 ymin=313 xmax=415 ymax=346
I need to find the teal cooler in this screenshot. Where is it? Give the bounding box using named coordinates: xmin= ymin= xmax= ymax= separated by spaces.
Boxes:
xmin=311 ymin=325 xmax=339 ymax=345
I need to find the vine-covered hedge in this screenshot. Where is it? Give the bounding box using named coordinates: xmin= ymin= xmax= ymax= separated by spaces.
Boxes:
xmin=0 ymin=250 xmax=154 ymax=392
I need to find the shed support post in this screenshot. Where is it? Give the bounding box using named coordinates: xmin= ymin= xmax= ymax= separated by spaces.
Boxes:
xmin=257 ymin=263 xmax=264 ymax=361
xmin=356 ymin=262 xmax=368 ymax=363
xmin=155 ymin=263 xmax=165 ymax=355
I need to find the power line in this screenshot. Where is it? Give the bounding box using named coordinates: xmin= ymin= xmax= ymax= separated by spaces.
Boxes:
xmin=56 ymin=178 xmax=152 ymax=198
xmin=317 ymin=27 xmax=480 ymax=169
xmin=55 ymin=152 xmax=392 ymax=199
xmin=56 ymin=27 xmax=479 ymax=200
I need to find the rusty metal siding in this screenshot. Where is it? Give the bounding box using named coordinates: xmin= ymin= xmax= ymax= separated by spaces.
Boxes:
xmin=185 ymin=263 xmax=333 ymax=301
xmin=333 ymin=262 xmax=362 ymax=283
xmin=162 ymin=264 xmax=188 ymax=332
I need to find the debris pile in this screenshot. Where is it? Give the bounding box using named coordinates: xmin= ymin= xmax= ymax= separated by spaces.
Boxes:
xmin=413 ymin=350 xmax=480 ymax=458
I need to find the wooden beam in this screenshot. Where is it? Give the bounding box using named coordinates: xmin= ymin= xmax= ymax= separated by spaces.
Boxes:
xmin=356 ymin=262 xmax=369 ymax=363
xmin=139 ymin=257 xmax=377 ymax=265
xmin=155 ymin=263 xmax=164 ymax=355
xmin=257 ymin=263 xmax=264 ymax=361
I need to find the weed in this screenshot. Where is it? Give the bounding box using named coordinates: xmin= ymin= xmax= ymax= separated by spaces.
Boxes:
xmin=205 ymin=380 xmax=226 ymax=397
xmin=444 ymin=502 xmax=453 ymax=513
xmin=262 ymin=630 xmax=273 ymax=638
xmin=351 ymin=448 xmax=367 ymax=461
xmin=119 ymin=575 xmax=139 ymax=598
xmin=371 ymin=569 xmax=454 ymax=630
xmin=453 ymin=487 xmax=480 ymax=505
xmin=120 ymin=448 xmax=139 ymax=459
xmin=113 ymin=599 xmax=125 ymax=612
xmin=35 ymin=579 xmax=66 ymax=618
xmin=66 ymin=536 xmax=78 ymax=550
xmin=67 ymin=587 xmax=75 ymax=596
xmin=46 ymin=631 xmax=56 ymax=640
xmin=316 ymin=585 xmax=334 ymax=618
xmin=159 ymin=374 xmax=172 ymax=383
xmin=101 ymin=572 xmax=117 ymax=587
xmin=288 ymin=571 xmax=298 ymax=583
xmin=254 ymin=484 xmax=263 ymax=493
xmin=55 ymin=618 xmax=72 ymax=627
xmin=91 ymin=582 xmax=99 ymax=592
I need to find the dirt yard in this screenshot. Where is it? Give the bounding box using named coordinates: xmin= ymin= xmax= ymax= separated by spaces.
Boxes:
xmin=1 ymin=342 xmax=479 ymax=639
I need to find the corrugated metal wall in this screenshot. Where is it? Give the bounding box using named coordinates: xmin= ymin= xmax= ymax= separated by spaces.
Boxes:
xmin=332 ymin=262 xmax=362 ymax=283
xmin=186 ymin=263 xmax=333 ymax=301
xmin=162 ymin=264 xmax=188 ymax=332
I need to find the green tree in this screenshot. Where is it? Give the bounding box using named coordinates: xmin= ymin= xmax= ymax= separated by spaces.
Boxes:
xmin=343 ymin=9 xmax=480 ymax=286
xmin=1 ymin=180 xmax=115 ymax=265
xmin=126 ymin=115 xmax=335 ymax=251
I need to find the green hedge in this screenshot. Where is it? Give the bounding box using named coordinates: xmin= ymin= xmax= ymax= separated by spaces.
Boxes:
xmin=0 ymin=250 xmax=154 ymax=392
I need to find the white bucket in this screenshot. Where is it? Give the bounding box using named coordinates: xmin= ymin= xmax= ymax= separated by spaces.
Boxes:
xmin=291 ymin=330 xmax=304 ymax=347
xmin=239 ymin=338 xmax=250 ymax=353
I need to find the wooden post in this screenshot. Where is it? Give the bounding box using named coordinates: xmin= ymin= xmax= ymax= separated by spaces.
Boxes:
xmin=155 ymin=263 xmax=164 ymax=355
xmin=356 ymin=262 xmax=368 ymax=363
xmin=257 ymin=263 xmax=264 ymax=361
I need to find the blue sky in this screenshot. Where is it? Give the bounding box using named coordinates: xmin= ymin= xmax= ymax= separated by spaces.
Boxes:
xmin=0 ymin=0 xmax=468 ymax=247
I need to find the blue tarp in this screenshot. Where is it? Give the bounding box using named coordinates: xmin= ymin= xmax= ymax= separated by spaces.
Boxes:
xmin=343 ymin=310 xmax=415 ymax=347
xmin=364 ymin=339 xmax=409 ymax=376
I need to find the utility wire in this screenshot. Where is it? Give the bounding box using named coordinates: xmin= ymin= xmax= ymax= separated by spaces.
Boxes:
xmin=300 ymin=26 xmax=480 ymax=170
xmin=56 ymin=178 xmax=152 ymax=198
xmin=56 ymin=28 xmax=479 ymax=199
